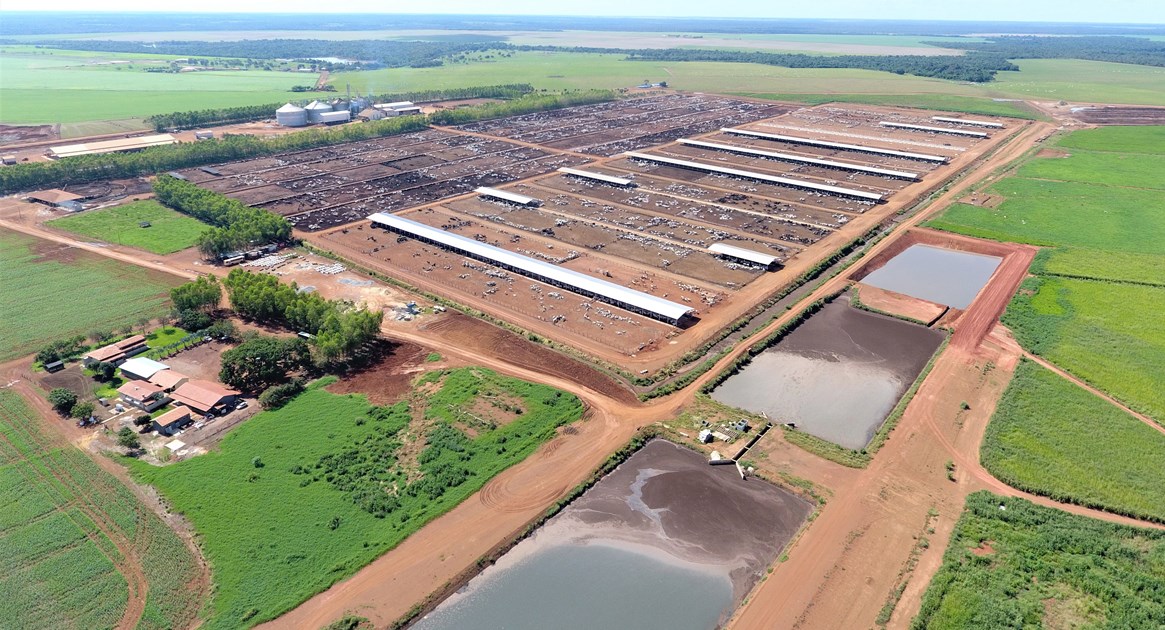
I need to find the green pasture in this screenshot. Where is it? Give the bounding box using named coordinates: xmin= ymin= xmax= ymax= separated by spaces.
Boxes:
xmin=1018 ymin=148 xmax=1165 ymax=190
xmin=130 ymin=369 xmax=583 ymax=629
xmin=736 ymin=92 xmax=1041 ymax=119
xmin=1003 ymin=276 xmax=1165 ymax=423
xmin=982 ymin=360 xmax=1165 ymax=522
xmin=913 ymin=491 xmax=1165 ymax=629
xmin=49 ymin=200 xmax=207 ymax=254
xmin=1054 ymin=125 xmax=1165 ymax=154
xmin=0 ymin=230 xmax=180 ymax=362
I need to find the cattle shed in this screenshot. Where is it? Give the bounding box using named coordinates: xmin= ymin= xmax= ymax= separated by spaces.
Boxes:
xmin=26 ymin=189 xmax=84 ymax=207
xmin=368 ymin=212 xmax=694 ymax=325
xmin=677 ymin=139 xmax=919 ymax=180
xmin=721 ymin=128 xmax=947 ymax=163
xmin=879 ymin=122 xmax=989 ymax=138
xmin=708 ymin=243 xmax=780 ymax=270
xmin=48 ymin=134 xmax=176 ymax=159
xmin=931 ymin=116 xmax=1004 ymax=129
xmin=623 ymin=151 xmax=884 ymax=202
xmin=475 ymin=186 xmax=542 ymax=207
xmin=557 ymin=167 xmax=636 ymax=187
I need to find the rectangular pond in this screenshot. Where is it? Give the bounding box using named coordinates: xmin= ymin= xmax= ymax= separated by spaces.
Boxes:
xmin=412 ymin=440 xmax=812 ymax=630
xmin=860 ymin=244 xmax=1001 ymax=309
xmin=710 ymin=299 xmax=945 ymax=450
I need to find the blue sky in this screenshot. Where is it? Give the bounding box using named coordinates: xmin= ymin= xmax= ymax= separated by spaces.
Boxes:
xmin=2 ymin=1 xmax=1164 ymax=24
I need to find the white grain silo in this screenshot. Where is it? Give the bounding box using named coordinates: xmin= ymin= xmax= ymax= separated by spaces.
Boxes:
xmin=275 ymin=103 xmax=307 ymax=127
xmin=304 ymin=100 xmax=333 ymax=124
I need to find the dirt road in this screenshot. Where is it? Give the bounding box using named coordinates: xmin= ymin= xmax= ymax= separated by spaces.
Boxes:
xmin=1022 ymin=351 xmax=1164 ymax=435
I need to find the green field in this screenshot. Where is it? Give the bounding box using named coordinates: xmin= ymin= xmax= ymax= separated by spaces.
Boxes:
xmin=1018 ymin=149 xmax=1165 ymax=190
xmin=734 ymin=92 xmax=1041 ymax=119
xmin=49 ymin=201 xmax=207 ymax=254
xmin=928 ymin=178 xmax=1165 ymax=284
xmin=1003 ymin=276 xmax=1165 ymax=422
xmin=0 ymin=230 xmax=181 ymax=362
xmin=982 ymin=360 xmax=1165 ymax=522
xmin=129 ymin=369 xmax=583 ymax=629
xmin=1054 ymin=125 xmax=1165 ymax=154
xmin=913 ymin=491 xmax=1165 ymax=629
xmin=0 ymin=48 xmax=307 ymax=125
xmin=0 ymin=390 xmax=203 ymax=630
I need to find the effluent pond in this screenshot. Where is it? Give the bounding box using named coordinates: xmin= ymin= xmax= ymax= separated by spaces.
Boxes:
xmin=413 ymin=440 xmax=812 ymax=630
xmin=860 ymin=244 xmax=1002 ymax=309
xmin=710 ymin=299 xmax=944 ymax=450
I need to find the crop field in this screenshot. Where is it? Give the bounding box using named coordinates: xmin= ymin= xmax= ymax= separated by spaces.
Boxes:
xmin=48 ymin=200 xmax=208 ymax=254
xmin=0 ymin=47 xmax=306 ymax=125
xmin=1003 ymin=276 xmax=1165 ymax=423
xmin=0 ymin=230 xmax=181 ymax=362
xmin=982 ymin=360 xmax=1165 ymax=522
xmin=0 ymin=390 xmax=203 ymax=630
xmin=129 ymin=369 xmax=583 ymax=629
xmin=914 ymin=491 xmax=1165 ymax=629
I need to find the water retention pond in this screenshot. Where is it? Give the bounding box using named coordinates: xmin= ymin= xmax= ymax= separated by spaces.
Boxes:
xmin=711 ymin=299 xmax=945 ymax=450
xmin=413 ymin=440 xmax=812 ymax=630
xmin=859 ymin=243 xmax=1001 ymax=309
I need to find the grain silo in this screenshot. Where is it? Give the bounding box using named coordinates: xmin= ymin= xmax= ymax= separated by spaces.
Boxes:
xmin=304 ymin=101 xmax=333 ymax=124
xmin=275 ymin=103 xmax=307 ymax=127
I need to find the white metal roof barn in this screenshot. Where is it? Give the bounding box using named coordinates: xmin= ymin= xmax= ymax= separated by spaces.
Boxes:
xmin=880 ymin=122 xmax=989 ymax=138
xmin=368 ymin=212 xmax=693 ymax=324
xmin=475 ymin=187 xmax=542 ymax=207
xmin=677 ymin=139 xmax=919 ymax=180
xmin=622 ymin=151 xmax=884 ymax=202
xmin=48 ymin=134 xmax=176 ymax=159
xmin=557 ymin=167 xmax=636 ymax=187
xmin=931 ymin=116 xmax=1004 ymax=129
xmin=708 ymin=243 xmax=780 ymax=269
xmin=721 ymin=128 xmax=948 ymax=163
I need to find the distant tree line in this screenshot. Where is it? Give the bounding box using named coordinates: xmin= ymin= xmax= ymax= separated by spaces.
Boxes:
xmin=145 ymin=84 xmax=536 ymax=131
xmin=925 ymin=36 xmax=1165 ymax=68
xmin=531 ymin=46 xmax=1017 ymax=82
xmin=153 ymin=176 xmax=292 ymax=258
xmin=0 ymin=91 xmax=611 ymax=195
xmin=222 ymin=269 xmax=383 ymax=366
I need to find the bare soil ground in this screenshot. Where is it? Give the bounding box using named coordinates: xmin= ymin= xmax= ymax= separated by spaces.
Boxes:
xmin=855 ymin=284 xmax=948 ymax=325
xmin=0 ymin=123 xmax=57 ymax=146
xmin=1070 ymin=106 xmax=1165 ymax=125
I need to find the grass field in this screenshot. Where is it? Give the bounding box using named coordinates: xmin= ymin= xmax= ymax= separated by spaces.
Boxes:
xmin=0 ymin=48 xmax=307 ymax=124
xmin=981 ymin=360 xmax=1165 ymax=522
xmin=1018 ymin=149 xmax=1165 ymax=190
xmin=0 ymin=230 xmax=181 ymax=362
xmin=735 ymin=92 xmax=1042 ymax=119
xmin=49 ymin=201 xmax=207 ymax=254
xmin=1003 ymin=276 xmax=1165 ymax=422
xmin=1054 ymin=125 xmax=1165 ymax=154
xmin=0 ymin=390 xmax=204 ymax=630
xmin=129 ymin=369 xmax=583 ymax=629
xmin=913 ymin=491 xmax=1165 ymax=629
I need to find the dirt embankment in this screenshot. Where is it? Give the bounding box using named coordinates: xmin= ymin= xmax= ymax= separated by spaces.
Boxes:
xmin=854 ymin=285 xmax=948 ymax=326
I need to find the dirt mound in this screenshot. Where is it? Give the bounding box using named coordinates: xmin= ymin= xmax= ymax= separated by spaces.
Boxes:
xmin=325 ymin=340 xmax=432 ymax=405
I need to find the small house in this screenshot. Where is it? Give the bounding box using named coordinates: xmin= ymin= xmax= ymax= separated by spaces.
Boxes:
xmin=152 ymin=407 xmax=192 ymax=436
xmin=170 ymin=380 xmax=240 ymax=417
xmin=149 ymin=370 xmax=189 ymax=392
xmin=117 ymin=380 xmax=170 ymax=412
xmin=83 ymin=335 xmax=148 ymax=366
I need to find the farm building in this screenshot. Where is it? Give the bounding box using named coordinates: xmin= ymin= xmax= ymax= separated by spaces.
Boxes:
xmin=149 ymin=370 xmax=190 ymax=392
xmin=677 ymin=139 xmax=920 ymax=180
xmin=83 ymin=335 xmax=148 ymax=366
xmin=879 ymin=122 xmax=989 ymax=138
xmin=304 ymin=101 xmax=333 ymax=124
xmin=557 ymin=167 xmax=636 ymax=187
xmin=373 ymin=101 xmax=422 ymax=116
xmin=26 ymin=189 xmax=84 ymax=208
xmin=48 ymin=134 xmax=176 ymax=159
xmin=475 ymin=187 xmax=542 ymax=207
xmin=358 ymin=108 xmax=386 ymax=121
xmin=170 ymin=380 xmax=240 ymax=416
xmin=623 ymin=151 xmax=884 ymax=202
xmin=721 ymin=128 xmax=947 ymax=163
xmin=931 ymin=116 xmax=1004 ymax=129
xmin=708 ymin=243 xmax=780 ymax=270
xmin=119 ymin=357 xmax=170 ymax=381
xmin=117 ymin=380 xmax=170 ymax=412
xmin=318 ymin=110 xmax=352 ymax=125
xmin=152 ymin=407 xmax=193 ymax=436
xmin=369 ymin=212 xmax=694 ymax=325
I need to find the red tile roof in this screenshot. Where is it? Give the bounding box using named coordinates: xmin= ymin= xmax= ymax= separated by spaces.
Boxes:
xmin=117 ymin=380 xmax=165 ymax=401
xmin=85 ymin=335 xmax=147 ymax=363
xmin=170 ymin=379 xmax=239 ymax=413
xmin=149 ymin=370 xmax=189 ymax=390
xmin=153 ymin=407 xmax=191 ymax=428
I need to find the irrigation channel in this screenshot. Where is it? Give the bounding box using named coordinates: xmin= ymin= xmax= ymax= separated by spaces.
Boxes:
xmin=412 ymin=440 xmax=811 ymax=630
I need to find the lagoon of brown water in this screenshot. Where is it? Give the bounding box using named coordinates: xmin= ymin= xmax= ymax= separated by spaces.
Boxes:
xmin=413 ymin=440 xmax=811 ymax=630
xmin=711 ymin=300 xmax=944 ymax=450
xmin=861 ymin=244 xmax=1001 ymax=309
